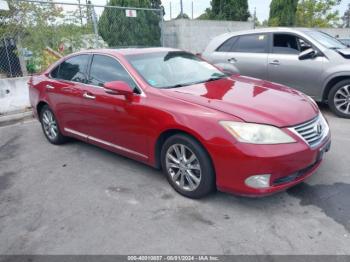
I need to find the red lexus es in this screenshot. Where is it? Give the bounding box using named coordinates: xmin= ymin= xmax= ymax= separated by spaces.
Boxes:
xmin=29 ymin=48 xmax=331 ymax=198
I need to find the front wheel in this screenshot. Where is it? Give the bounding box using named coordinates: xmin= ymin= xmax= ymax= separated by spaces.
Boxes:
xmin=161 ymin=134 xmax=215 ymax=199
xmin=40 ymin=105 xmax=68 ymax=145
xmin=328 ymin=80 xmax=350 ymax=118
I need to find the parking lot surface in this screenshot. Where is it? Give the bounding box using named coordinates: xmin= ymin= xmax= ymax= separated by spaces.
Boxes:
xmin=0 ymin=108 xmax=349 ymax=255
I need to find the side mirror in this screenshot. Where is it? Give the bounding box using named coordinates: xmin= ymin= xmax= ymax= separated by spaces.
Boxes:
xmin=299 ymin=48 xmax=317 ymax=60
xmin=104 ymin=81 xmax=133 ymax=96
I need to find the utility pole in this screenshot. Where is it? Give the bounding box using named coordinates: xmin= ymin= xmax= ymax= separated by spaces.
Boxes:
xmin=180 ymin=0 xmax=183 ymax=18
xmin=253 ymin=7 xmax=256 ymax=29
xmin=302 ymin=0 xmax=306 ymax=26
xmin=77 ymin=0 xmax=83 ymax=26
xmin=191 ymin=1 xmax=193 ymax=19
xmin=86 ymin=0 xmax=91 ymax=23
xmin=344 ymin=3 xmax=350 ymax=28
xmin=170 ymin=1 xmax=172 ymax=20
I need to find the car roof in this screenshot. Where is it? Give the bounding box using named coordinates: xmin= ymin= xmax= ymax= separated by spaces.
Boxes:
xmin=76 ymin=47 xmax=181 ymax=56
xmin=219 ymin=27 xmax=316 ymax=37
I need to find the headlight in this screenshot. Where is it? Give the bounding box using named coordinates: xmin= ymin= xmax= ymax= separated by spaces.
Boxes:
xmin=220 ymin=121 xmax=296 ymax=144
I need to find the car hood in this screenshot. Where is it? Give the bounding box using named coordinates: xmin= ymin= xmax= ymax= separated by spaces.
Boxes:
xmin=161 ymin=75 xmax=319 ymax=127
xmin=337 ymin=48 xmax=350 ymax=59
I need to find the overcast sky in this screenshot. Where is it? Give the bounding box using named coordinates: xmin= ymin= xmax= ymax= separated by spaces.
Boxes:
xmin=59 ymin=0 xmax=349 ymax=22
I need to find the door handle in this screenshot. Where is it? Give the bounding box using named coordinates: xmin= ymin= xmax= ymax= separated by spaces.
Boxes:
xmin=45 ymin=84 xmax=55 ymax=90
xmin=269 ymin=60 xmax=280 ymax=65
xmin=83 ymin=92 xmax=96 ymax=100
xmin=228 ymin=57 xmax=237 ymax=64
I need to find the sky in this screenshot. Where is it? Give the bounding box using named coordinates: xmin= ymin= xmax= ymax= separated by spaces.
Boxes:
xmin=53 ymin=0 xmax=349 ymax=22
xmin=160 ymin=0 xmax=349 ymax=21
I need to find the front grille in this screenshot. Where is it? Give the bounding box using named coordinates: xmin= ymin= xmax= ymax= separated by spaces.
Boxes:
xmin=289 ymin=114 xmax=329 ymax=148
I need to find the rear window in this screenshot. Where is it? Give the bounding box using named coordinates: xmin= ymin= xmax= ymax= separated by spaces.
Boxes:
xmin=216 ymin=37 xmax=238 ymax=52
xmin=234 ymin=34 xmax=268 ymax=53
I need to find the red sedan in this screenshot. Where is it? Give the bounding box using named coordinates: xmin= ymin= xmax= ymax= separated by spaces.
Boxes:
xmin=29 ymin=48 xmax=331 ymax=198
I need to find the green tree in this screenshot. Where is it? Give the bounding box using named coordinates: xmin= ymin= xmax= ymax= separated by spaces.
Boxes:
xmin=98 ymin=0 xmax=163 ymax=47
xmin=268 ymin=0 xmax=298 ymax=26
xmin=198 ymin=0 xmax=250 ymax=21
xmin=176 ymin=13 xmax=190 ymax=19
xmin=296 ymin=0 xmax=341 ymax=27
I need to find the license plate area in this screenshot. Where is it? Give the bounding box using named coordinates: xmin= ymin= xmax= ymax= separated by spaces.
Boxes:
xmin=316 ymin=140 xmax=331 ymax=162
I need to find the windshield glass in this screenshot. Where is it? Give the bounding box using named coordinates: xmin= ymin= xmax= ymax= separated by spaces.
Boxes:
xmin=126 ymin=51 xmax=227 ymax=89
xmin=305 ymin=31 xmax=346 ymax=49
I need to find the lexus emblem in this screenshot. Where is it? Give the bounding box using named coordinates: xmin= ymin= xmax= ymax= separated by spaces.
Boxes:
xmin=316 ymin=123 xmax=323 ymax=135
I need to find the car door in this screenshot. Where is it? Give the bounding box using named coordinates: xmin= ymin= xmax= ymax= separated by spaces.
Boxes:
xmin=267 ymin=33 xmax=325 ymax=97
xmin=81 ymin=54 xmax=148 ymax=159
xmin=209 ymin=33 xmax=269 ymax=79
xmin=47 ymin=54 xmax=90 ymax=136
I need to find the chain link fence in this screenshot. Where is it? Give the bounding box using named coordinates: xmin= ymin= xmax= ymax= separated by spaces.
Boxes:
xmin=0 ymin=0 xmax=164 ymax=79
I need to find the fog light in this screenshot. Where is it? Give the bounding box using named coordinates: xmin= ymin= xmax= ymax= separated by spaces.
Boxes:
xmin=245 ymin=174 xmax=271 ymax=189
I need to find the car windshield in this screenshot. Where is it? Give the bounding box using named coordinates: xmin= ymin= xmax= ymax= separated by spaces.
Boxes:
xmin=305 ymin=31 xmax=346 ymax=49
xmin=126 ymin=51 xmax=227 ymax=89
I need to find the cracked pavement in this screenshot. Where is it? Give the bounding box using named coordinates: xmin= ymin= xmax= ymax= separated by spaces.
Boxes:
xmin=0 ymin=107 xmax=349 ymax=254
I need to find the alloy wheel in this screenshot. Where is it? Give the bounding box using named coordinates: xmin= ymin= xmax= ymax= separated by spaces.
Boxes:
xmin=42 ymin=110 xmax=58 ymax=140
xmin=334 ymin=85 xmax=350 ymax=115
xmin=165 ymin=144 xmax=202 ymax=192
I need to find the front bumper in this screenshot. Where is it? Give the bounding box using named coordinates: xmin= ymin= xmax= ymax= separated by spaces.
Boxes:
xmin=207 ymin=132 xmax=331 ymax=197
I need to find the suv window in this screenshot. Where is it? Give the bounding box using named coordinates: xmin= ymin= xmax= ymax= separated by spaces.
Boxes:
xmin=52 ymin=55 xmax=89 ymax=83
xmin=234 ymin=34 xmax=268 ymax=53
xmin=88 ymin=55 xmax=137 ymax=91
xmin=273 ymin=34 xmax=312 ymax=54
xmin=216 ymin=37 xmax=238 ymax=52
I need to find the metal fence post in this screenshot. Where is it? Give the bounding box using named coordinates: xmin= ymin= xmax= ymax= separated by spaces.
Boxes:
xmin=89 ymin=1 xmax=99 ymax=48
xmin=160 ymin=8 xmax=165 ymax=47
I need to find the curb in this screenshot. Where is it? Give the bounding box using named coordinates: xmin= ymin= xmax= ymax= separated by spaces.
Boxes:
xmin=0 ymin=110 xmax=34 ymax=127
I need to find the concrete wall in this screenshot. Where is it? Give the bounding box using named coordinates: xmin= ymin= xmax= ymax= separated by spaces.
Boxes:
xmin=163 ymin=19 xmax=254 ymax=54
xmin=0 ymin=76 xmax=30 ymax=115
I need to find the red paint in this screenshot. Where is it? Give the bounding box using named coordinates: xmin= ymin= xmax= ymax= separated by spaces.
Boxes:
xmin=29 ymin=48 xmax=330 ymax=196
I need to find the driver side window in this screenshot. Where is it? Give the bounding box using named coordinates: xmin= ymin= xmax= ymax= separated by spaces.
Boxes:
xmin=273 ymin=34 xmax=312 ymax=54
xmin=87 ymin=54 xmax=138 ymax=92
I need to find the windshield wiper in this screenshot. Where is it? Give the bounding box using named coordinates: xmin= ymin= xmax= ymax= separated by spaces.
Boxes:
xmin=191 ymin=75 xmax=227 ymax=85
xmin=162 ymin=75 xmax=227 ymax=89
xmin=163 ymin=83 xmax=193 ymax=89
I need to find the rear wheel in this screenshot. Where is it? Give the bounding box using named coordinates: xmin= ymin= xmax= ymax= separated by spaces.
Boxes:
xmin=40 ymin=105 xmax=68 ymax=144
xmin=328 ymin=79 xmax=350 ymax=118
xmin=161 ymin=134 xmax=215 ymax=199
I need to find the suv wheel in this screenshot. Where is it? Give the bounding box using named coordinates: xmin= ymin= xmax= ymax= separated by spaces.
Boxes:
xmin=161 ymin=134 xmax=215 ymax=199
xmin=40 ymin=105 xmax=68 ymax=144
xmin=328 ymin=79 xmax=350 ymax=119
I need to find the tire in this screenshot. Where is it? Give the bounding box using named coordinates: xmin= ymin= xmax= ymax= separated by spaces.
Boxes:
xmin=40 ymin=105 xmax=68 ymax=145
xmin=161 ymin=134 xmax=215 ymax=199
xmin=328 ymin=79 xmax=350 ymax=119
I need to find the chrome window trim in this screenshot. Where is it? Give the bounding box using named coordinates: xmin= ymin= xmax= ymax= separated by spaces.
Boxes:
xmin=48 ymin=52 xmax=146 ymax=97
xmin=64 ymin=127 xmax=148 ymax=159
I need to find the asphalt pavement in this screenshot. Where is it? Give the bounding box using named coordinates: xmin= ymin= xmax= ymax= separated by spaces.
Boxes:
xmin=0 ymin=108 xmax=349 ymax=255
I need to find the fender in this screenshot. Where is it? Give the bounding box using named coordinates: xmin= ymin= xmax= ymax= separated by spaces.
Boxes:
xmin=320 ymin=70 xmax=350 ymax=101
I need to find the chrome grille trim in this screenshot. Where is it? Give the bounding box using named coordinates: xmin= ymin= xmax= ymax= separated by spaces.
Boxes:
xmin=288 ymin=114 xmax=329 ymax=148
